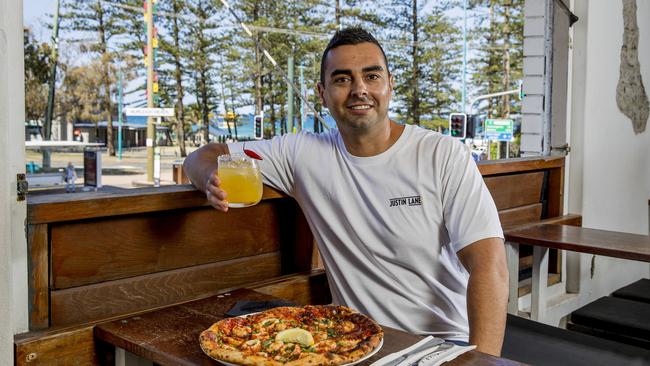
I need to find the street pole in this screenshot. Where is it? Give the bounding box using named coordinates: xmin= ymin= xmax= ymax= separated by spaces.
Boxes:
xmin=299 ymin=63 xmax=305 ymax=132
xmin=462 ymin=0 xmax=467 ymax=113
xmin=118 ymin=70 xmax=123 ymax=160
xmin=470 ymin=88 xmax=519 ymax=160
xmin=287 ymin=52 xmax=294 ymax=133
xmin=43 ymin=0 xmax=61 ymax=168
xmin=145 ymin=0 xmax=155 ymax=182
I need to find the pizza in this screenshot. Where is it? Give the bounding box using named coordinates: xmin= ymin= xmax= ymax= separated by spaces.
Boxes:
xmin=199 ymin=305 xmax=384 ymax=366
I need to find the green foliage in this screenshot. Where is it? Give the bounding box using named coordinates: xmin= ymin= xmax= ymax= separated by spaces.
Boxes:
xmin=470 ymin=0 xmax=524 ymax=118
xmin=49 ymin=0 xmax=525 ymax=146
xmin=418 ymin=117 xmax=448 ymax=133
xmin=24 ymin=28 xmax=52 ymax=121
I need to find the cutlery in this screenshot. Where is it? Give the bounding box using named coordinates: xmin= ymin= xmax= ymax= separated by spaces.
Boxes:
xmin=370 ymin=336 xmax=445 ymax=366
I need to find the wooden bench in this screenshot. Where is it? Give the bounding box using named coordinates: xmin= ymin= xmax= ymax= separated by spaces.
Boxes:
xmin=15 ymin=156 xmax=570 ymax=365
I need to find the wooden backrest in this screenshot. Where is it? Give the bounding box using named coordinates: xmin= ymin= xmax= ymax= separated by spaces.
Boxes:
xmin=27 ymin=186 xmax=313 ymax=329
xmin=478 ymin=156 xmax=565 ymax=230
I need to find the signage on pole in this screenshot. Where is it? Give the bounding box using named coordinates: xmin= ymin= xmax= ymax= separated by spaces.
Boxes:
xmin=484 ymin=119 xmax=514 ymax=141
xmin=124 ymin=107 xmax=174 ymax=117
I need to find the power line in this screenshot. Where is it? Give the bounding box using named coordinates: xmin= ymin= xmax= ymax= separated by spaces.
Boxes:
xmin=218 ymin=0 xmax=330 ymax=130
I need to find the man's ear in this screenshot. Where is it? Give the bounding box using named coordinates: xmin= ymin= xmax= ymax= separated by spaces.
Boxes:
xmin=389 ymin=73 xmax=395 ymax=91
xmin=317 ymin=82 xmax=328 ymax=108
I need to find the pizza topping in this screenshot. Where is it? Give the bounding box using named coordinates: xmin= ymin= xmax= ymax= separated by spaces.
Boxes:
xmin=335 ymin=339 xmax=360 ymax=352
xmin=312 ymin=331 xmax=328 ymax=342
xmin=243 ymin=339 xmax=262 ymax=353
xmin=232 ymin=325 xmax=252 ymax=338
xmin=314 ymin=339 xmax=338 ymax=352
xmin=275 ymin=328 xmax=315 ymax=347
xmin=223 ymin=335 xmax=245 ymax=347
xmin=200 ymin=305 xmax=383 ymax=366
xmin=266 ymin=340 xmax=284 ymax=352
xmin=339 ymin=321 xmax=356 ymax=333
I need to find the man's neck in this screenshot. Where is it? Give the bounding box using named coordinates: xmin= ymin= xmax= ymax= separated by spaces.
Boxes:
xmin=339 ymin=120 xmax=405 ymax=157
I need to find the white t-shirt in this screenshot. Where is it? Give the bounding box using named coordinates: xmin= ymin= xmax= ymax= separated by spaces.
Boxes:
xmin=229 ymin=124 xmax=503 ymax=341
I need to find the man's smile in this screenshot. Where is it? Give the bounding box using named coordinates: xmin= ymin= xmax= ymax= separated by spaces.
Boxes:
xmin=348 ymin=104 xmax=372 ymax=110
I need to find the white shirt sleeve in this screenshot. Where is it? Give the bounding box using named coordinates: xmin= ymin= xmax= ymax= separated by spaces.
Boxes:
xmin=440 ymin=139 xmax=504 ymax=253
xmin=228 ymin=133 xmax=300 ymax=196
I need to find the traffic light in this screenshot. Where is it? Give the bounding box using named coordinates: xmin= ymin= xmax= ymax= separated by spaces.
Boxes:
xmin=449 ymin=113 xmax=467 ymax=139
xmin=466 ymin=114 xmax=476 ymax=139
xmin=254 ymin=114 xmax=263 ymax=140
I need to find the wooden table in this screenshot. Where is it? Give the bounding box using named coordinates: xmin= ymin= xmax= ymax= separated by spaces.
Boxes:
xmin=95 ymin=289 xmax=524 ymax=366
xmin=505 ymin=224 xmax=650 ymax=262
xmin=504 ymin=223 xmax=650 ymax=321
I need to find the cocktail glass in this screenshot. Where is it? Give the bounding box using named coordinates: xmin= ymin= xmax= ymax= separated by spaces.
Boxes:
xmin=217 ymin=153 xmax=263 ymax=208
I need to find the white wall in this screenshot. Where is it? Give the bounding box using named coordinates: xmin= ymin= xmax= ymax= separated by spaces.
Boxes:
xmin=567 ymin=0 xmax=650 ymax=311
xmin=1 ymin=1 xmax=29 ymax=364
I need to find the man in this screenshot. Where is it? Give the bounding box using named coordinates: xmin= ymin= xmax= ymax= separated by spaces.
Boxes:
xmin=184 ymin=27 xmax=508 ymax=356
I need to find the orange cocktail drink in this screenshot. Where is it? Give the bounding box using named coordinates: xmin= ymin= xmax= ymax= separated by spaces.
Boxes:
xmin=217 ymin=153 xmax=263 ymax=208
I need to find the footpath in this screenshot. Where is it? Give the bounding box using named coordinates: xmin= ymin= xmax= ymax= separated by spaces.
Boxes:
xmin=25 ymin=146 xmax=199 ymax=190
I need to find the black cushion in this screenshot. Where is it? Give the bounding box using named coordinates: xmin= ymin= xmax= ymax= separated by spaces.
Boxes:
xmin=613 ymin=278 xmax=650 ymax=304
xmin=503 ymin=314 xmax=650 ymax=366
xmin=570 ymin=296 xmax=650 ymax=341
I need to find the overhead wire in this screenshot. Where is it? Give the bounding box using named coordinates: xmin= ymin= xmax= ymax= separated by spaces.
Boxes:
xmin=218 ymin=0 xmax=330 ymax=130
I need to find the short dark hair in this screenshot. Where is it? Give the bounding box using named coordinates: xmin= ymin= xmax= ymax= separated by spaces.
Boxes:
xmin=319 ymin=27 xmax=390 ymax=85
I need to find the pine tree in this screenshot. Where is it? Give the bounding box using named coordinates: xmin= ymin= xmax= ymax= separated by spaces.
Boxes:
xmin=419 ymin=2 xmax=462 ymax=120
xmin=184 ymin=0 xmax=223 ymax=144
xmin=61 ymin=0 xmax=125 ymax=154
xmin=158 ymin=0 xmax=190 ymax=156
xmin=471 ymin=0 xmax=524 ymax=118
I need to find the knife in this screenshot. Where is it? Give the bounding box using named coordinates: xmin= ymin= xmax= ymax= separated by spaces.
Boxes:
xmin=370 ymin=336 xmax=445 ymax=366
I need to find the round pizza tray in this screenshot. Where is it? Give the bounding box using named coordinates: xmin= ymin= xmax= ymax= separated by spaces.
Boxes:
xmin=212 ymin=338 xmax=384 ymax=366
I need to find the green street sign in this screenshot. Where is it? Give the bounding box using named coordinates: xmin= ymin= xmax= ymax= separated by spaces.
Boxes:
xmin=485 ymin=119 xmax=514 ymax=141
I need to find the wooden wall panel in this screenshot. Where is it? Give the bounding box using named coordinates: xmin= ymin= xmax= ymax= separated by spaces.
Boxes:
xmin=14 ymin=326 xmax=104 ymax=366
xmin=249 ymin=270 xmax=331 ymax=306
xmin=499 ymin=203 xmax=543 ymax=231
xmin=27 ymin=224 xmax=49 ymax=330
xmin=51 ymin=202 xmax=282 ymax=289
xmin=484 ymin=172 xmax=545 ymax=210
xmin=50 ymin=252 xmax=282 ymax=327
xmin=546 ymin=166 xmax=564 ymax=218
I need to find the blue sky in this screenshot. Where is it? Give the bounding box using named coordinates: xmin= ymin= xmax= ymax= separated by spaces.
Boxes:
xmin=24 ymin=0 xmax=55 ymax=40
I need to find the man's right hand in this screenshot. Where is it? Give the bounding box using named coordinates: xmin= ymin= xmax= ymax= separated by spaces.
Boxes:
xmin=205 ymin=169 xmax=229 ymax=212
xmin=182 ymin=143 xmax=231 ymax=212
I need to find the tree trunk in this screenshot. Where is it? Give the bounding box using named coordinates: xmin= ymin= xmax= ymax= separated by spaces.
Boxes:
xmin=335 ymin=0 xmax=341 ymax=27
xmin=502 ymin=4 xmax=511 ymax=117
xmin=253 ymin=1 xmax=263 ymax=117
xmin=229 ymin=74 xmax=238 ymax=140
xmin=98 ymin=1 xmax=115 ymax=155
xmin=269 ymin=74 xmax=276 ymax=137
xmin=218 ymin=64 xmax=233 ymax=138
xmin=280 ymin=105 xmax=286 ymax=135
xmin=172 ymin=0 xmax=186 ymax=156
xmin=411 ymin=0 xmax=420 ymax=125
xmin=200 ymin=72 xmax=210 ymax=144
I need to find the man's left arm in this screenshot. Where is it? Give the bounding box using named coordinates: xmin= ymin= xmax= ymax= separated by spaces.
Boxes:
xmin=457 ymin=237 xmax=509 ymax=357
